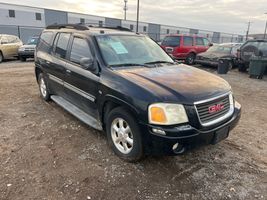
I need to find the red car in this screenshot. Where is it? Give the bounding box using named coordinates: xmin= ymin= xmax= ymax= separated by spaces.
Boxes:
xmin=161 ymin=34 xmax=212 ymax=65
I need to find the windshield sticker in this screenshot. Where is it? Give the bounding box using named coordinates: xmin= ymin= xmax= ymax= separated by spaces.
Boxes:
xmin=109 ymin=42 xmax=128 ymax=54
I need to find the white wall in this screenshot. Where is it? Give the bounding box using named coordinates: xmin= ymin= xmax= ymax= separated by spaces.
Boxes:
xmin=121 ymin=20 xmax=148 ymax=33
xmin=0 ymin=3 xmax=45 ymax=27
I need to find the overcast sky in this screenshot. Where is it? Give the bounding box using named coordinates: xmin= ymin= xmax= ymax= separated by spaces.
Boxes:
xmin=2 ymin=0 xmax=267 ymax=35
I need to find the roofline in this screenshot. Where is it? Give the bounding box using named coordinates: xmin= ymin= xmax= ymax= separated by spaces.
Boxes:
xmin=0 ymin=2 xmax=245 ymax=37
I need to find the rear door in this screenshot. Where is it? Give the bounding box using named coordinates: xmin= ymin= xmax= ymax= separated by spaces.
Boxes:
xmin=45 ymin=32 xmax=71 ymax=97
xmin=181 ymin=36 xmax=194 ymax=57
xmin=64 ymin=35 xmax=100 ymax=118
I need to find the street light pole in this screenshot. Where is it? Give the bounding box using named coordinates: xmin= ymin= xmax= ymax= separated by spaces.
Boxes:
xmin=246 ymin=21 xmax=252 ymax=41
xmin=123 ymin=0 xmax=128 ymax=20
xmin=136 ymin=0 xmax=140 ymax=33
xmin=264 ymin=13 xmax=267 ymax=39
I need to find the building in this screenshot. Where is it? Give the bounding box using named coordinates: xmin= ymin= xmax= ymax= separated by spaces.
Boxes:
xmin=0 ymin=2 xmax=244 ymax=43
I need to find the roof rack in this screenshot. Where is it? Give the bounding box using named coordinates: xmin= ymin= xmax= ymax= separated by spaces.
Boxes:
xmin=81 ymin=23 xmax=132 ymax=32
xmin=46 ymin=24 xmax=89 ymax=30
xmin=46 ymin=23 xmax=133 ymax=32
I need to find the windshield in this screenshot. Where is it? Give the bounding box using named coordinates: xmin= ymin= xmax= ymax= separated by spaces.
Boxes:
xmin=27 ymin=37 xmax=38 ymax=45
xmin=161 ymin=36 xmax=180 ymax=47
xmin=207 ymin=45 xmax=232 ymax=54
xmin=96 ymin=35 xmax=173 ymax=66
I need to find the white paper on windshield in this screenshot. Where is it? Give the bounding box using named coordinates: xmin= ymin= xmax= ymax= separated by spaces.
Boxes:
xmin=109 ymin=42 xmax=128 ymax=54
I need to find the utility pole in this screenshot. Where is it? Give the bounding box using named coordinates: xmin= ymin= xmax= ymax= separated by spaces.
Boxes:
xmin=123 ymin=0 xmax=128 ymax=20
xmin=246 ymin=21 xmax=252 ymax=41
xmin=136 ymin=0 xmax=140 ymax=33
xmin=264 ymin=13 xmax=267 ymax=39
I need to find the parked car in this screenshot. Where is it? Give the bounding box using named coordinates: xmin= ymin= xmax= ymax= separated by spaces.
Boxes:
xmin=195 ymin=43 xmax=242 ymax=68
xmin=35 ymin=24 xmax=241 ymax=161
xmin=0 ymin=34 xmax=23 ymax=63
xmin=18 ymin=36 xmax=39 ymax=61
xmin=161 ymin=34 xmax=212 ymax=65
xmin=237 ymin=39 xmax=267 ymax=72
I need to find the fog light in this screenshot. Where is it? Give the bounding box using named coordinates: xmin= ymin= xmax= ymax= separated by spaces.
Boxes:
xmin=172 ymin=143 xmax=179 ymax=150
xmin=152 ymin=128 xmax=166 ymax=135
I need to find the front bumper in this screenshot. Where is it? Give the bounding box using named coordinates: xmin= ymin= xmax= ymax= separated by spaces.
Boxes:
xmin=195 ymin=59 xmax=218 ymax=66
xmin=141 ymin=101 xmax=241 ymax=156
xmin=18 ymin=51 xmax=35 ymax=57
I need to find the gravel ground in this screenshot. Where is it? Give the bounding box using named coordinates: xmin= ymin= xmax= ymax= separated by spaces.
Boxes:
xmin=0 ymin=60 xmax=266 ymax=200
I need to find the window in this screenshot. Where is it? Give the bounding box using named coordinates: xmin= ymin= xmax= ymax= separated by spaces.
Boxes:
xmin=161 ymin=36 xmax=180 ymax=47
xmin=203 ymin=38 xmax=210 ymax=46
xmin=54 ymin=33 xmax=70 ymax=58
xmin=35 ymin=13 xmax=41 ymax=20
xmin=70 ymin=37 xmax=92 ymax=64
xmin=196 ymin=38 xmax=204 ymax=46
xmin=7 ymin=36 xmax=17 ymax=43
xmin=38 ymin=31 xmax=54 ymax=52
xmin=183 ymin=36 xmax=193 ymax=46
xmin=177 ymin=30 xmax=180 ymax=34
xmin=9 ymin=10 xmax=15 ymax=18
xmin=130 ymin=24 xmax=134 ymax=31
xmin=99 ymin=21 xmax=103 ymax=27
xmin=166 ymin=29 xmax=170 ymax=34
xmin=80 ymin=18 xmax=85 ymax=23
xmin=143 ymin=26 xmax=147 ymax=32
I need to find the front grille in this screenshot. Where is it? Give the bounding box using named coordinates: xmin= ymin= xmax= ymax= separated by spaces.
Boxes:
xmin=195 ymin=94 xmax=231 ymax=125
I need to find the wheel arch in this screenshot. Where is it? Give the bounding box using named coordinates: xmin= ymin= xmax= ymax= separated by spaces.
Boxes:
xmin=100 ymin=95 xmax=140 ymax=130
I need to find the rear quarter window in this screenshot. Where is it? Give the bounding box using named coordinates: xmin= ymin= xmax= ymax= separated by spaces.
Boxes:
xmin=37 ymin=31 xmax=54 ymax=52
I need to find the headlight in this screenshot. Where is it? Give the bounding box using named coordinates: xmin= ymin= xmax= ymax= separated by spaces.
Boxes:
xmin=148 ymin=103 xmax=188 ymax=125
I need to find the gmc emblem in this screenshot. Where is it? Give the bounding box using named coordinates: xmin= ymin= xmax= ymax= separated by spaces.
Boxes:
xmin=208 ymin=104 xmax=224 ymax=114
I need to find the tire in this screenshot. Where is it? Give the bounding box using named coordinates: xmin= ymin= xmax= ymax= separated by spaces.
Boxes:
xmin=229 ymin=61 xmax=233 ymax=70
xmin=38 ymin=73 xmax=50 ymax=101
xmin=20 ymin=57 xmax=26 ymax=62
xmin=185 ymin=53 xmax=196 ymax=65
xmin=106 ymin=107 xmax=144 ymax=162
xmin=0 ymin=52 xmax=3 ymax=63
xmin=238 ymin=63 xmax=247 ymax=72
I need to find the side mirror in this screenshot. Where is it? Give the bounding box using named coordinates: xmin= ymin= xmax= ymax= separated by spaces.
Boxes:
xmin=208 ymin=43 xmax=213 ymax=47
xmin=80 ymin=57 xmax=96 ymax=71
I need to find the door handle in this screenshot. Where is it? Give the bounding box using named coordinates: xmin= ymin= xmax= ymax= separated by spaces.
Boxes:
xmin=66 ymin=69 xmax=71 ymax=73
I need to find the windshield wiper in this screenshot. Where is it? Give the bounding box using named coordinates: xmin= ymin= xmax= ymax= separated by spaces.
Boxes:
xmin=144 ymin=61 xmax=175 ymax=65
xmin=110 ymin=63 xmax=154 ymax=68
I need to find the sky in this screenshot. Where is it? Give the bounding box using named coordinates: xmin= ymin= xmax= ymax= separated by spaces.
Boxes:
xmin=1 ymin=0 xmax=267 ymax=35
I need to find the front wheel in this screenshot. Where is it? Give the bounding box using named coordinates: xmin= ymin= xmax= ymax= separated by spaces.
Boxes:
xmin=106 ymin=107 xmax=144 ymax=162
xmin=38 ymin=73 xmax=50 ymax=101
xmin=185 ymin=53 xmax=196 ymax=65
xmin=0 ymin=52 xmax=3 ymax=63
xmin=20 ymin=57 xmax=26 ymax=62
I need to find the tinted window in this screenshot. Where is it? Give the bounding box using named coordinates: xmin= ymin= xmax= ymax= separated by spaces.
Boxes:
xmin=161 ymin=36 xmax=180 ymax=47
xmin=35 ymin=13 xmax=41 ymax=20
xmin=143 ymin=26 xmax=147 ymax=32
xmin=196 ymin=38 xmax=204 ymax=46
xmin=70 ymin=38 xmax=92 ymax=64
xmin=54 ymin=33 xmax=71 ymax=59
xmin=9 ymin=10 xmax=15 ymax=18
xmin=183 ymin=36 xmax=193 ymax=46
xmin=38 ymin=31 xmax=54 ymax=52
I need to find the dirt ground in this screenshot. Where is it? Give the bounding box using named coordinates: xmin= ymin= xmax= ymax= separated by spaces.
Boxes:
xmin=0 ymin=60 xmax=266 ymax=200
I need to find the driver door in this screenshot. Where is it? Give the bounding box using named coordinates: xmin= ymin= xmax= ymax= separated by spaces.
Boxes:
xmin=64 ymin=35 xmax=100 ymax=119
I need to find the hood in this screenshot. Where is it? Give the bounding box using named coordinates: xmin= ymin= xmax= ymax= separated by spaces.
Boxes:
xmin=115 ymin=64 xmax=231 ymax=104
xmin=198 ymin=51 xmax=230 ymax=59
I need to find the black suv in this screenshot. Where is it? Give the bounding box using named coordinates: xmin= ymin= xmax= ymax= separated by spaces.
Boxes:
xmin=35 ymin=24 xmax=241 ymax=161
xmin=237 ymin=39 xmax=267 ymax=71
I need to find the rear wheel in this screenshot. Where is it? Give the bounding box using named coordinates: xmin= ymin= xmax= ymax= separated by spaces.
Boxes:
xmin=0 ymin=52 xmax=3 ymax=63
xmin=38 ymin=73 xmax=50 ymax=101
xmin=106 ymin=107 xmax=143 ymax=162
xmin=185 ymin=53 xmax=196 ymax=65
